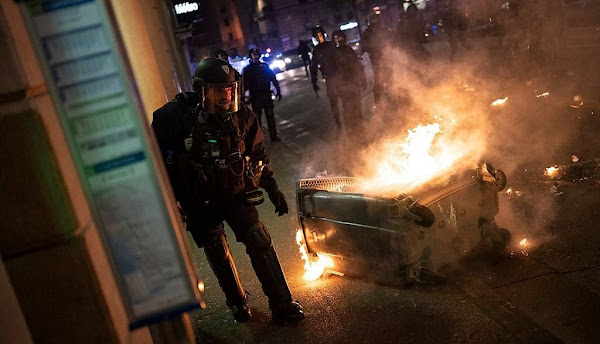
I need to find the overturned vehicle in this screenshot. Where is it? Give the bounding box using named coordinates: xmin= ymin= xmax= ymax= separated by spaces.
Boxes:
xmin=296 ymin=159 xmax=511 ymax=285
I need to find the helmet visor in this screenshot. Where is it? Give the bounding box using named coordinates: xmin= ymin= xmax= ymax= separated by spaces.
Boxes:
xmin=202 ymin=81 xmax=241 ymax=114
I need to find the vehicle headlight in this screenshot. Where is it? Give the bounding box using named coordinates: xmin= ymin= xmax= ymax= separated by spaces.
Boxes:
xmin=284 ymin=57 xmax=292 ymax=63
xmin=270 ymin=59 xmax=286 ymax=70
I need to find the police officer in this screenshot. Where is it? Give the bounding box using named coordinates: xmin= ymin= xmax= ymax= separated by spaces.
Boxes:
xmin=296 ymin=40 xmax=312 ymax=76
xmin=152 ymin=57 xmax=304 ymax=324
xmin=330 ymin=29 xmax=367 ymax=133
xmin=310 ymin=25 xmax=343 ymax=129
xmin=446 ymin=0 xmax=471 ymax=61
xmin=242 ymin=48 xmax=282 ymax=142
xmin=361 ymin=15 xmax=386 ymax=103
xmin=213 ymin=49 xmax=230 ymax=62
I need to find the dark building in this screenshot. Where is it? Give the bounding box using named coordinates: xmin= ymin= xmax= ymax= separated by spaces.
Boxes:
xmin=237 ymin=0 xmax=403 ymax=53
xmin=171 ymin=0 xmax=247 ymax=71
xmin=171 ymin=0 xmax=408 ymax=69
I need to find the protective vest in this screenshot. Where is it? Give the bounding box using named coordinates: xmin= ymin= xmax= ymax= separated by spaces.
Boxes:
xmin=152 ymin=95 xmax=272 ymax=209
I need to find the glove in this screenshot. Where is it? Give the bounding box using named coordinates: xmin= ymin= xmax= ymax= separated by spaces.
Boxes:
xmin=275 ymin=91 xmax=282 ymax=101
xmin=268 ymin=190 xmax=288 ymax=216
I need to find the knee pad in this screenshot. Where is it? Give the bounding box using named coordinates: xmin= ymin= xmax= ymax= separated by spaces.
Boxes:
xmin=245 ymin=223 xmax=273 ymax=251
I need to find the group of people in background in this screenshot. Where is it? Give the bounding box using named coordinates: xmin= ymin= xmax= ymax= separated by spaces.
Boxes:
xmin=205 ymin=1 xmax=478 ymax=138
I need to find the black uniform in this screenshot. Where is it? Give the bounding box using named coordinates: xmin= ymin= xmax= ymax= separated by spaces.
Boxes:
xmin=152 ymin=93 xmax=300 ymax=322
xmin=296 ymin=40 xmax=312 ymax=76
xmin=311 ymin=40 xmax=365 ymax=130
xmin=446 ymin=0 xmax=471 ymax=61
xmin=361 ymin=24 xmax=386 ymax=103
xmin=242 ymin=61 xmax=281 ymax=141
xmin=398 ymin=4 xmax=431 ymax=62
xmin=330 ymin=45 xmax=366 ymax=132
xmin=310 ymin=40 xmax=345 ymax=128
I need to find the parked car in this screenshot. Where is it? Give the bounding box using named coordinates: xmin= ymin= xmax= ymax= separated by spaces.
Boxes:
xmin=266 ymin=49 xmax=306 ymax=73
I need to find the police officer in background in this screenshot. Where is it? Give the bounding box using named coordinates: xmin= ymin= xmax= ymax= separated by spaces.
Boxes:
xmin=213 ymin=49 xmax=230 ymax=62
xmin=330 ymin=29 xmax=367 ymax=133
xmin=152 ymin=57 xmax=304 ymax=324
xmin=296 ymin=39 xmax=312 ymax=76
xmin=361 ymin=15 xmax=386 ymax=103
xmin=310 ymin=25 xmax=342 ymax=128
xmin=242 ymin=48 xmax=282 ymax=142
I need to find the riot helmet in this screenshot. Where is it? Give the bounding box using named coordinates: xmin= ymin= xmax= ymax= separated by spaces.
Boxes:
xmin=248 ymin=48 xmax=261 ymax=62
xmin=192 ymin=57 xmax=242 ymax=114
xmin=213 ymin=49 xmax=229 ymax=61
xmin=332 ymin=30 xmax=347 ymax=47
xmin=312 ymin=25 xmax=327 ymax=44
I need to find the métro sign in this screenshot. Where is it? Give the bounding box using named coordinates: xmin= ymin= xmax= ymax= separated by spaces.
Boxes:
xmin=172 ymin=1 xmax=203 ymax=28
xmin=174 ymin=1 xmax=199 ymax=15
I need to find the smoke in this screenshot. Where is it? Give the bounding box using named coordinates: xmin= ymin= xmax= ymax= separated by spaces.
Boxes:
xmin=348 ymin=45 xmax=495 ymax=196
xmin=339 ymin=27 xmax=583 ymax=255
xmin=293 ymin=1 xmax=599 ymax=277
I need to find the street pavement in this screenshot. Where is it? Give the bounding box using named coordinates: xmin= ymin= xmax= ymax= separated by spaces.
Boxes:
xmin=189 ymin=25 xmax=600 ymax=343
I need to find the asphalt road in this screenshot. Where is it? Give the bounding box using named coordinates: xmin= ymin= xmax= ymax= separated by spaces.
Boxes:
xmin=189 ymin=30 xmax=600 ymax=344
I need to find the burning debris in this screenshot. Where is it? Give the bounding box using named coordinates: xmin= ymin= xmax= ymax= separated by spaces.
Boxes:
xmin=536 ymin=92 xmax=550 ymax=98
xmin=491 ymin=97 xmax=509 ymax=107
xmin=505 ymin=188 xmax=524 ymax=199
xmin=571 ymin=95 xmax=584 ymax=109
xmin=545 ymin=166 xmax=560 ymax=179
xmin=510 ymin=238 xmax=530 ymax=257
xmin=541 ymin=158 xmax=600 ymax=182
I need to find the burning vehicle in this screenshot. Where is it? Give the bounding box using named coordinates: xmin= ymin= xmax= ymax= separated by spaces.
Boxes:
xmin=295 ymin=159 xmax=511 ymax=286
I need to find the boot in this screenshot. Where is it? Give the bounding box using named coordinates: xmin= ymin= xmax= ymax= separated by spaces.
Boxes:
xmin=271 ymin=300 xmax=305 ymax=325
xmin=204 ymin=235 xmax=252 ymax=322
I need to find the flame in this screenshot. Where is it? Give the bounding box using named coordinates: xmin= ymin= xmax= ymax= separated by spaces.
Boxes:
xmin=358 ymin=119 xmax=479 ymax=195
xmin=491 ymin=97 xmax=508 ymax=106
xmin=545 ymin=166 xmax=559 ymax=178
xmin=296 ymin=229 xmax=334 ymax=281
xmin=536 ymin=92 xmax=549 ymax=98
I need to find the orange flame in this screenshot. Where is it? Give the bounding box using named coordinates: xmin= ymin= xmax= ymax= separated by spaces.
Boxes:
xmin=545 ymin=166 xmax=559 ymax=178
xmin=491 ymin=97 xmax=508 ymax=106
xmin=536 ymin=92 xmax=549 ymax=98
xmin=295 ymin=229 xmax=334 ymax=281
xmin=358 ymin=119 xmax=480 ymax=195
